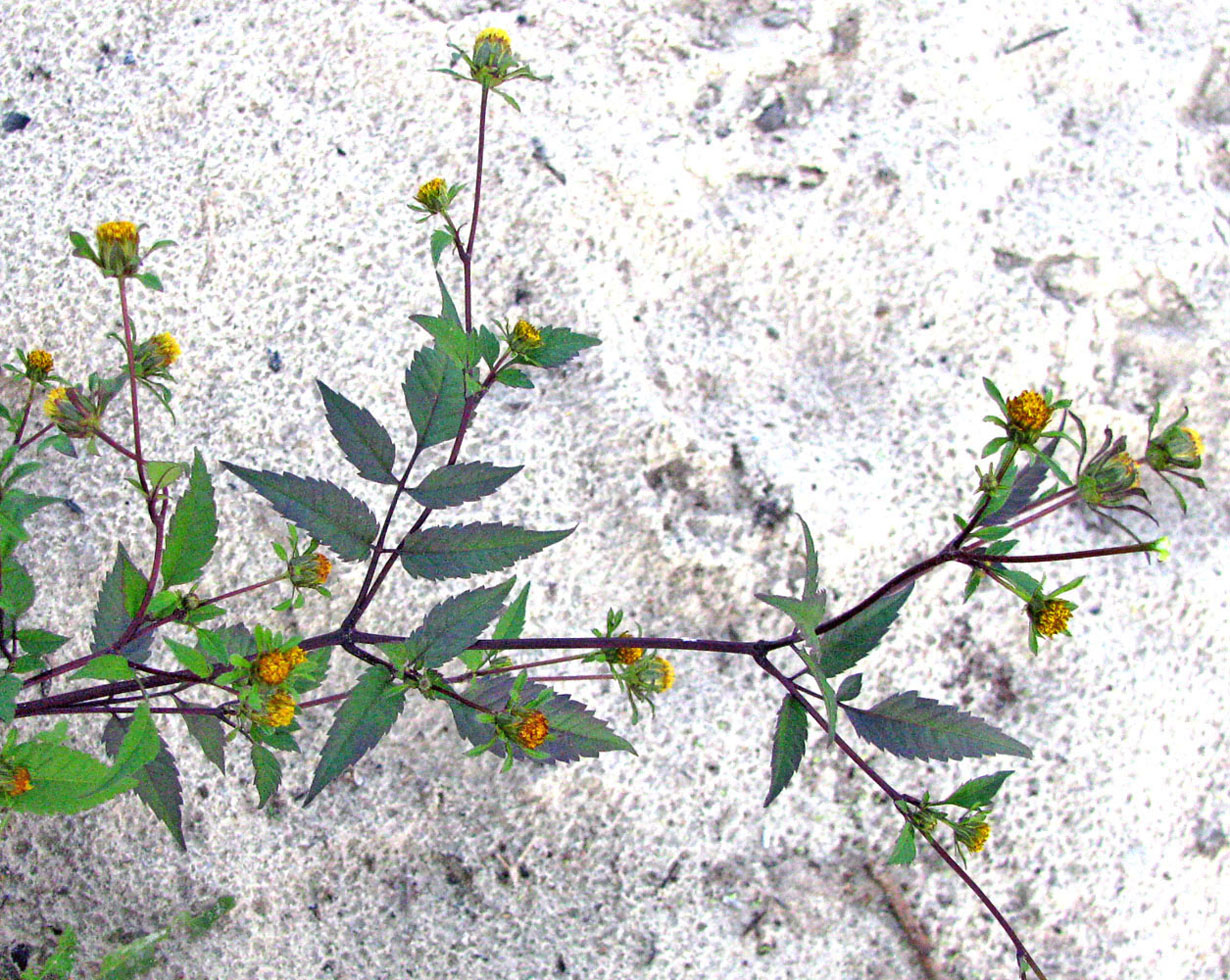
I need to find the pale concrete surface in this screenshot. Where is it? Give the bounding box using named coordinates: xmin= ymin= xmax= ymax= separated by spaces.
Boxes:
xmin=1 ymin=1 xmax=1227 ymax=978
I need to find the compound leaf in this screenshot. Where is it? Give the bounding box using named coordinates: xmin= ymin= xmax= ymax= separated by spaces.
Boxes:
xmin=403 ymin=346 xmax=464 ymax=450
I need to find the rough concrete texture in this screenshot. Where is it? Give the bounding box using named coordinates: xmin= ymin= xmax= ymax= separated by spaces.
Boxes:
xmin=1 ymin=1 xmax=1227 ymax=978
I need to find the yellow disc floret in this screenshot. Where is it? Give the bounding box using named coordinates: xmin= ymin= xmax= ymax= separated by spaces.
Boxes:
xmin=312 ymin=553 xmax=332 ymax=585
xmin=255 ymin=650 xmax=292 ymax=685
xmin=1005 ymin=390 xmax=1051 ymax=435
xmin=96 ymin=221 xmax=139 ymax=248
xmin=474 ymin=28 xmax=512 ymax=59
xmin=512 ymin=318 xmax=543 ymax=350
xmin=2 ymin=765 xmax=33 ymax=797
xmin=285 ymin=645 xmax=307 ymax=669
xmin=261 ymin=690 xmax=296 ymax=728
xmin=1034 ymin=600 xmax=1072 ymax=638
xmin=615 ymin=631 xmax=644 ymax=665
xmin=648 ymin=655 xmax=675 ymax=692
xmin=415 ymin=178 xmax=450 ymax=214
xmin=43 ymin=386 xmax=69 ymax=419
xmin=967 ymin=822 xmax=991 ymax=853
xmin=515 ymin=710 xmax=550 ymax=750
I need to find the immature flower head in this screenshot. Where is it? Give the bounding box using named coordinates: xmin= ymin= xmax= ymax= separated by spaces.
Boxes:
xmin=1032 ymin=599 xmax=1072 ymax=638
xmin=1005 ymin=390 xmax=1052 ymax=438
xmin=1 ymin=764 xmax=32 ymax=798
xmin=42 ymin=385 xmax=99 ymax=438
xmin=511 ymin=318 xmax=543 ymax=352
xmin=255 ymin=650 xmax=291 ymax=686
xmin=614 ymin=631 xmax=644 ymax=665
xmin=1147 ymin=417 xmax=1204 ymax=473
xmin=132 ymin=332 xmax=181 ymax=377
xmin=43 ymin=386 xmax=69 ymax=419
xmin=1149 ymin=536 xmax=1171 ymax=563
xmin=473 ymin=28 xmax=512 ymax=66
xmin=415 ymin=177 xmax=451 ymax=214
xmin=96 ymin=220 xmax=141 ymax=276
xmin=1078 ymin=431 xmax=1145 ymax=510
xmin=514 ymin=710 xmax=550 ymax=750
xmin=646 ymin=655 xmax=675 ymax=693
xmin=954 ymin=818 xmax=991 ymax=853
xmin=288 ymin=551 xmax=332 ymax=587
xmin=260 ymin=690 xmax=296 ymax=728
xmin=26 ymin=348 xmax=53 ymax=381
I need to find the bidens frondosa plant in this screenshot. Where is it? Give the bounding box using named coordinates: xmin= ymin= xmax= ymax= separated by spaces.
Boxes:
xmin=0 ymin=29 xmax=1209 ymax=979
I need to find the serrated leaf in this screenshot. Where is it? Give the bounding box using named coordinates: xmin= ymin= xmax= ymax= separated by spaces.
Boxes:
xmin=0 ymin=488 xmax=59 ymax=558
xmin=841 ymin=691 xmax=1032 ymax=761
xmin=764 ymin=694 xmax=808 ymax=806
xmin=984 ymin=434 xmax=1061 ymax=527
xmin=0 ymin=673 xmax=20 ymax=725
xmin=180 ymin=894 xmax=236 ymax=938
xmin=303 ymin=666 xmax=404 ymax=805
xmin=0 ymin=556 xmax=33 ymax=617
xmin=939 ymin=770 xmax=1013 ymax=810
xmin=161 ymin=451 xmax=218 ymax=587
xmin=754 ymin=592 xmax=827 ymax=635
xmin=165 ymin=638 xmax=211 ymax=679
xmin=70 ymin=654 xmax=136 ymax=681
xmin=799 ymin=516 xmax=820 ymax=600
xmin=317 ymin=381 xmax=398 ymax=485
xmin=103 ymin=714 xmax=186 ymax=850
xmin=221 ymin=463 xmax=377 ymax=561
xmin=400 ymin=522 xmax=573 ymax=580
xmin=403 ymin=346 xmax=465 ymax=450
xmin=135 ymin=271 xmax=163 ymax=291
xmin=181 ymin=711 xmax=227 ymax=774
xmin=493 ymin=583 xmax=530 ymax=641
xmin=401 ymin=580 xmax=514 ymax=670
xmin=27 ymin=925 xmax=77 ymax=978
xmin=92 ymin=701 xmax=161 ymax=799
xmin=430 ymin=229 xmax=452 ymax=267
xmin=250 ymin=743 xmax=281 ymax=808
xmin=520 ymin=327 xmax=601 ymax=369
xmin=449 ymin=674 xmax=634 ymax=764
xmin=407 ymin=461 xmax=522 ymax=509
xmin=477 ymin=326 xmax=500 ymax=368
xmin=886 ymin=822 xmax=917 ymax=865
xmin=2 ymin=742 xmax=135 ymax=815
xmin=817 ymin=583 xmax=912 ymax=677
xmin=90 ymin=546 xmax=154 ymax=661
xmin=495 ymin=367 xmax=533 ymax=388
xmin=146 ymin=460 xmax=187 ymax=491
xmin=410 ymin=313 xmax=469 ymax=367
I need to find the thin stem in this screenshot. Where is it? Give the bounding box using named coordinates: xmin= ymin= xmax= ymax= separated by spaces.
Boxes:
xmin=987 ymin=542 xmax=1154 ymax=564
xmin=463 ymin=85 xmax=491 ymax=335
xmin=12 ymin=381 xmax=36 ymax=445
xmin=117 ymin=276 xmax=150 ymax=498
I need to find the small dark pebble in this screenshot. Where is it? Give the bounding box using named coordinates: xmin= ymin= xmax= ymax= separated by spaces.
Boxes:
xmin=754 ymin=97 xmax=787 ymax=133
xmin=267 ymin=348 xmax=283 ymax=373
xmin=123 ymin=51 xmax=136 ymax=65
xmin=61 ymin=498 xmax=83 ymax=516
xmin=10 ymin=944 xmax=32 ymax=971
xmin=2 ymin=112 xmax=31 ymax=133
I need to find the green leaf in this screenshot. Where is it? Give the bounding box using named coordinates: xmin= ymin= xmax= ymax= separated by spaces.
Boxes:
xmin=403 ymin=346 xmax=465 ymax=450
xmin=25 ymin=925 xmax=77 ymax=978
xmin=0 ymin=489 xmax=59 ymax=557
xmin=0 ymin=556 xmax=34 ymax=617
xmin=161 ymin=451 xmax=218 ymax=587
xmin=146 ymin=460 xmax=187 ymax=491
xmin=401 ymin=579 xmax=514 ymax=670
xmin=135 ymin=271 xmax=163 ymax=291
xmin=886 ymin=822 xmax=917 ymax=866
xmin=317 ymin=381 xmax=398 ymax=485
xmin=754 ymin=592 xmax=827 ymax=635
xmin=982 ymin=377 xmax=1007 ymax=413
xmin=180 ymin=893 xmax=236 ymax=938
xmin=519 ymin=326 xmax=601 ymax=369
xmin=3 ymin=742 xmax=135 ymax=815
xmin=303 ymin=666 xmax=405 ymax=805
xmin=493 ymin=583 xmax=530 ymax=641
xmin=103 ymin=714 xmax=187 ymax=850
xmin=764 ymin=694 xmax=808 ymax=806
xmin=450 ymin=674 xmax=634 ymax=763
xmin=841 ymin=691 xmax=1032 ymax=761
xmin=221 ymin=464 xmax=378 ymax=562
xmin=477 ymin=326 xmax=500 ymax=368
xmin=430 ymin=229 xmax=452 ymax=267
xmin=165 ymin=638 xmax=212 ymax=679
xmin=91 ymin=701 xmax=162 ymax=800
xmin=400 ymin=522 xmax=573 ymax=581
xmin=69 ymin=228 xmax=98 ymax=262
xmin=799 ymin=516 xmax=820 ymax=600
xmin=410 ymin=313 xmax=469 ymax=367
xmin=0 ymin=673 xmax=20 ymax=725
xmin=939 ymin=770 xmax=1013 ymax=810
xmin=90 ymin=545 xmax=154 ymax=661
xmin=495 ymin=367 xmax=533 ymax=388
xmin=436 ymin=273 xmax=462 ymax=330
xmin=250 ymin=743 xmax=281 ymax=807
xmin=181 ymin=711 xmax=227 ymax=773
xmin=817 ymin=583 xmax=913 ymax=677
xmin=407 ymin=461 xmax=522 ymax=509
xmin=70 ymin=654 xmax=136 ymax=682
xmin=836 ymin=673 xmax=862 ymax=702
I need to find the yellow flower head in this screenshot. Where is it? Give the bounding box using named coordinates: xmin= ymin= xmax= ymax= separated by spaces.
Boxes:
xmin=1180 ymin=427 xmax=1204 ymax=460
xmin=967 ymin=821 xmax=991 ymax=853
xmin=474 ymin=28 xmax=512 ymax=63
xmin=1033 ymin=600 xmax=1072 ymax=638
xmin=261 ymin=690 xmax=296 ymax=728
xmin=43 ymin=386 xmax=69 ymax=419
xmin=1005 ymin=390 xmax=1052 ymax=436
xmin=514 ymin=710 xmax=550 ymax=750
xmin=286 ymin=645 xmax=307 ymax=669
xmin=152 ymin=332 xmax=180 ymax=368
xmin=2 ymin=765 xmax=32 ymax=797
xmin=615 ymin=631 xmax=644 ymax=665
xmin=312 ymin=554 xmax=332 ymax=585
xmin=648 ymin=655 xmax=675 ymax=693
xmin=255 ymin=650 xmax=292 ymax=686
xmin=415 ymin=177 xmax=449 ymax=212
xmin=96 ymin=221 xmax=141 ymax=276
xmin=512 ymin=318 xmax=543 ymax=351
xmin=27 ymin=349 xmax=53 ymax=378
